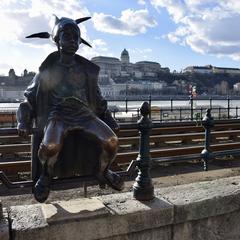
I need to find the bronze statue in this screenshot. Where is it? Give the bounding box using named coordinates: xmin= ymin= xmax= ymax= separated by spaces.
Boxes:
xmin=17 ymin=16 xmax=124 ymax=203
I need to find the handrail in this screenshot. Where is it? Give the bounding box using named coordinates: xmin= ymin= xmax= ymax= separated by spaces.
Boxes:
xmin=1 ymin=110 xmax=240 ymax=191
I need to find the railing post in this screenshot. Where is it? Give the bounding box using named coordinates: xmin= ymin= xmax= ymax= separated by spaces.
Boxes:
xmin=133 ymin=102 xmax=154 ymax=201
xmin=125 ymin=97 xmax=128 ymax=113
xmin=170 ymin=98 xmax=173 ymax=112
xmin=209 ymin=97 xmax=212 ymax=109
xmin=227 ymin=96 xmax=230 ymax=119
xmin=179 ymin=107 xmax=182 ymax=121
xmin=11 ymin=112 xmax=15 ymax=128
xmin=148 ymin=94 xmax=152 ymax=119
xmin=201 ymin=109 xmax=214 ymax=171
xmin=190 ymin=95 xmax=193 ymax=121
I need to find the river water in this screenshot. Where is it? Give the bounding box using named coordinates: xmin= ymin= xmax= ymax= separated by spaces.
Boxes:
xmin=0 ymin=99 xmax=239 ymax=111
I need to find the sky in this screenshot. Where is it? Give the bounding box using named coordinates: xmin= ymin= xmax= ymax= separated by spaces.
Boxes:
xmin=1 ymin=0 xmax=240 ymax=76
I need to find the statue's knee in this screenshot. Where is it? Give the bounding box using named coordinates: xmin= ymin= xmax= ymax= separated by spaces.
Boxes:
xmin=38 ymin=143 xmax=61 ymax=159
xmin=103 ymin=136 xmax=118 ymax=159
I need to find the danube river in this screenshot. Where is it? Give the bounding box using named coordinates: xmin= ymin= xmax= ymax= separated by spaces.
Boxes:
xmin=1 ymin=99 xmax=240 ymax=112
xmin=1 ymin=99 xmax=240 ymax=123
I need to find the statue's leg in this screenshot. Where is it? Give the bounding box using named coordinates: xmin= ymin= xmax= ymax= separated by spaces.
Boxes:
xmin=83 ymin=118 xmax=124 ymax=191
xmin=34 ymin=120 xmax=65 ymax=202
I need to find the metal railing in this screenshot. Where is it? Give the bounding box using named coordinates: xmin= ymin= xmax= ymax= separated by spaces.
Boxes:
xmin=109 ymin=96 xmax=240 ymax=123
xmin=1 ymin=96 xmax=240 ymax=127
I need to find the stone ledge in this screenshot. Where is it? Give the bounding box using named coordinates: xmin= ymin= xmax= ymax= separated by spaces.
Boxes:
xmin=156 ymin=175 xmax=240 ymax=223
xmin=7 ymin=176 xmax=240 ymax=240
xmin=0 ymin=212 xmax=9 ymax=240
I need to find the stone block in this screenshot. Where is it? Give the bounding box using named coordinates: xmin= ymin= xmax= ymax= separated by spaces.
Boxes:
xmin=156 ymin=176 xmax=240 ymax=224
xmin=102 ymin=226 xmax=172 ymax=240
xmin=42 ymin=197 xmax=109 ymax=223
xmin=0 ymin=200 xmax=3 ymax=219
xmin=100 ymin=191 xmax=174 ymax=236
xmin=10 ymin=204 xmax=48 ymax=240
xmin=0 ymin=218 xmax=9 ymax=240
xmin=173 ymin=210 xmax=240 ymax=240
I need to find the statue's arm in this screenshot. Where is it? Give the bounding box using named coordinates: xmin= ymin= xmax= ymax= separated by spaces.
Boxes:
xmin=95 ymin=85 xmax=120 ymax=133
xmin=17 ymin=74 xmax=40 ymax=137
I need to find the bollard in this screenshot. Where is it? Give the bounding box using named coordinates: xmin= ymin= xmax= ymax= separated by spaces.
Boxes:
xmin=133 ymin=102 xmax=154 ymax=201
xmin=201 ymin=109 xmax=214 ymax=171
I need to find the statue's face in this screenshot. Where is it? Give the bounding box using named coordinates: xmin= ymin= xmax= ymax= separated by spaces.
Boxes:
xmin=58 ymin=24 xmax=80 ymax=55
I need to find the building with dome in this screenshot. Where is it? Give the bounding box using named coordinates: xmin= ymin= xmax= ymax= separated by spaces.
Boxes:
xmin=121 ymin=48 xmax=130 ymax=64
xmin=91 ymin=49 xmax=169 ymax=98
xmin=91 ymin=49 xmax=169 ymax=84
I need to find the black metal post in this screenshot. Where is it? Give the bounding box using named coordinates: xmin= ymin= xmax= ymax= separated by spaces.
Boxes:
xmin=133 ymin=102 xmax=154 ymax=201
xmin=209 ymin=97 xmax=212 ymax=109
xmin=236 ymin=106 xmax=238 ymax=119
xmin=201 ymin=109 xmax=214 ymax=171
xmin=149 ymin=94 xmax=152 ymax=119
xmin=125 ymin=97 xmax=128 ymax=113
xmin=190 ymin=95 xmax=193 ymax=121
xmin=11 ymin=112 xmax=15 ymax=128
xmin=227 ymin=96 xmax=230 ymax=119
xmin=170 ymin=98 xmax=173 ymax=112
xmin=179 ymin=107 xmax=182 ymax=121
xmin=160 ymin=109 xmax=162 ymax=122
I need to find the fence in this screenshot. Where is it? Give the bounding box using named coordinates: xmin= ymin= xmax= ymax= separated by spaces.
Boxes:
xmin=109 ymin=96 xmax=240 ymax=123
xmin=0 ymin=96 xmax=240 ymax=127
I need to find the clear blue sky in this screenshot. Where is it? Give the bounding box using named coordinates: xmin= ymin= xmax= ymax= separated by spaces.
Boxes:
xmin=0 ymin=0 xmax=240 ymax=75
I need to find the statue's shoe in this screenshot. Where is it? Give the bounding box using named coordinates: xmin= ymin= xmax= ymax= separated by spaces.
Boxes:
xmin=103 ymin=169 xmax=124 ymax=191
xmin=33 ymin=175 xmax=51 ymax=203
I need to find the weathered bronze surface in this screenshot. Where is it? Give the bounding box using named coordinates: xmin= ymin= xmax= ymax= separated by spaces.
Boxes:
xmin=17 ymin=16 xmax=124 ymax=202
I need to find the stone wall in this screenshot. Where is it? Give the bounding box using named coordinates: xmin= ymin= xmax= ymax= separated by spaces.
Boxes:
xmin=3 ymin=176 xmax=240 ymax=240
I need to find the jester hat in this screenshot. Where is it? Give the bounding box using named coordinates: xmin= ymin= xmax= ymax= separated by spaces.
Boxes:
xmin=26 ymin=15 xmax=92 ymax=47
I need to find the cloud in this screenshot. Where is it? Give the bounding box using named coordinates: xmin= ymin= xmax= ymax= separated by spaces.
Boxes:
xmin=151 ymin=0 xmax=240 ymax=61
xmin=138 ymin=0 xmax=146 ymax=5
xmin=80 ymin=38 xmax=112 ymax=60
xmin=0 ymin=0 xmax=108 ymax=74
xmin=92 ymin=9 xmax=157 ymax=35
xmin=0 ymin=0 xmax=90 ymax=43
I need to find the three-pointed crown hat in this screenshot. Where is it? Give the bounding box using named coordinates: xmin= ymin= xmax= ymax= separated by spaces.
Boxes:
xmin=26 ymin=15 xmax=92 ymax=47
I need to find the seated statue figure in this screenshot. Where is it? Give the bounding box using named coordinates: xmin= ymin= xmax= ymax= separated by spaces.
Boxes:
xmin=17 ymin=16 xmax=124 ymax=203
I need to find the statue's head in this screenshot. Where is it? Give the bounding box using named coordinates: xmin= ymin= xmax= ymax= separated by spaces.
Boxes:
xmin=26 ymin=15 xmax=92 ymax=49
xmin=52 ymin=17 xmax=81 ymax=55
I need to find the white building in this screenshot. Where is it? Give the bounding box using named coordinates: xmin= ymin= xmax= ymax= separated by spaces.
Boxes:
xmin=0 ymin=86 xmax=25 ymax=100
xmin=183 ymin=65 xmax=240 ymax=75
xmin=183 ymin=65 xmax=213 ymax=74
xmin=91 ymin=56 xmax=121 ymax=80
xmin=91 ymin=49 xmax=169 ymax=81
xmin=233 ymin=82 xmax=240 ymax=92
